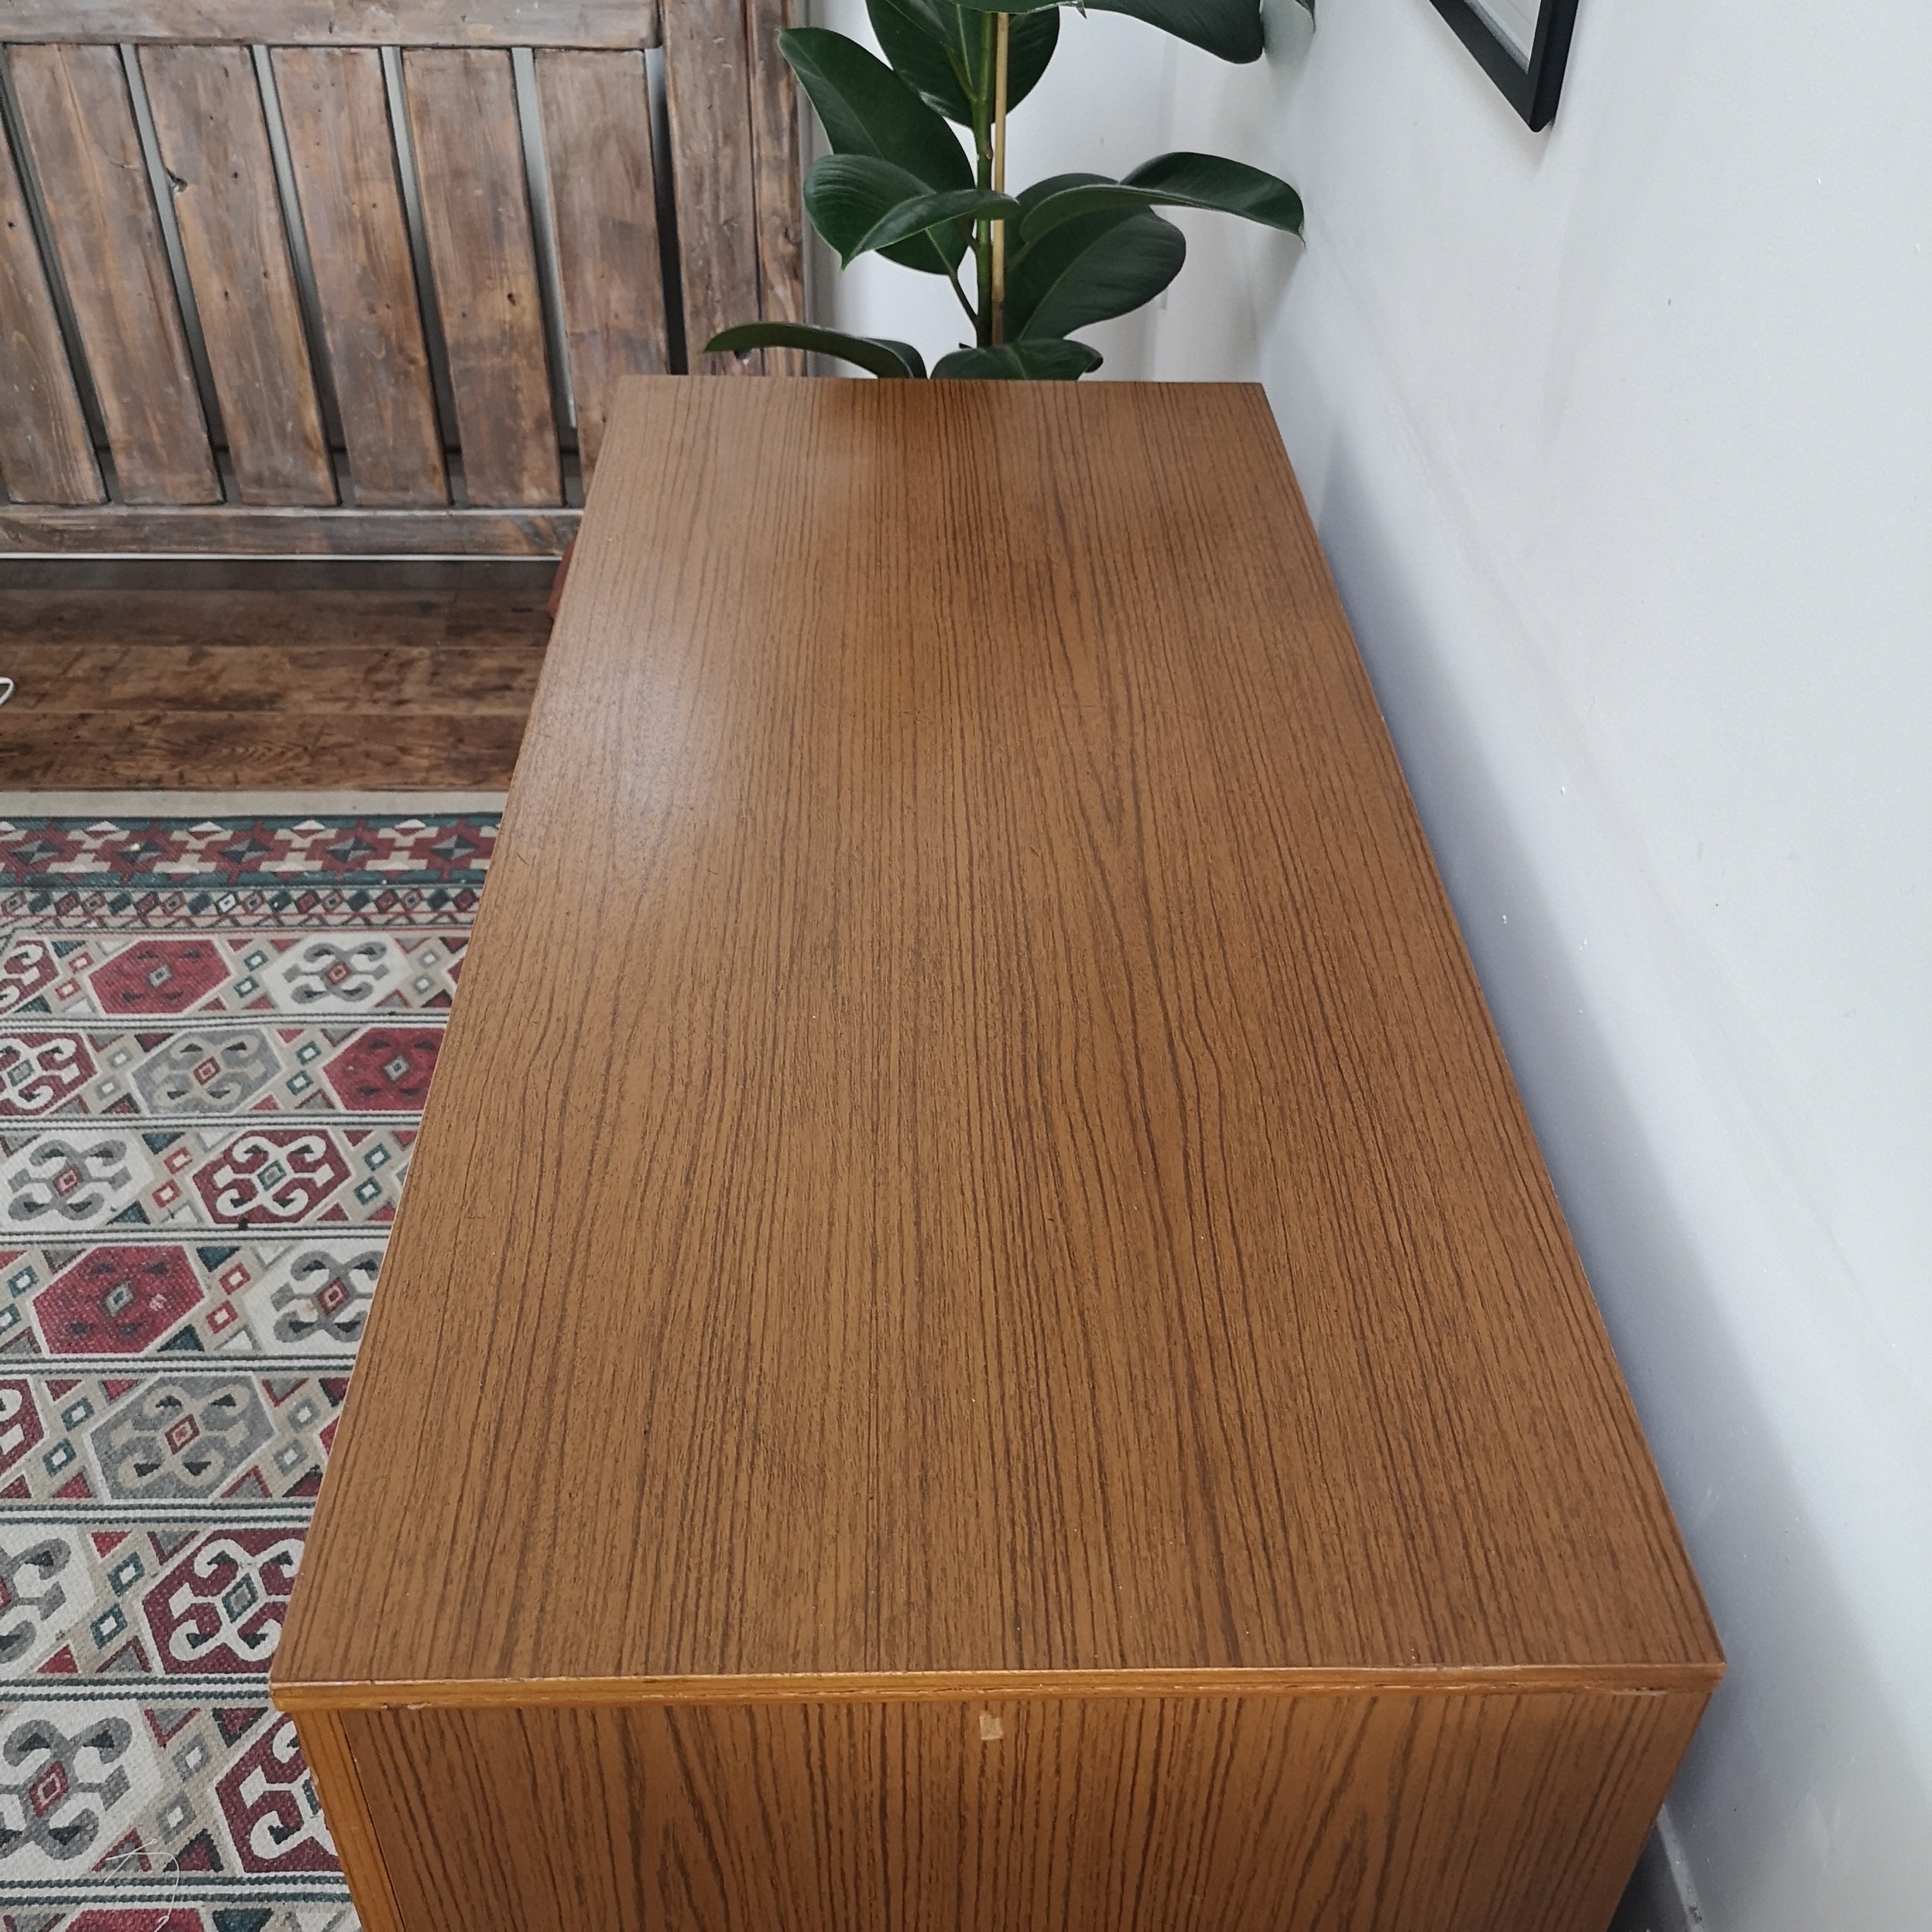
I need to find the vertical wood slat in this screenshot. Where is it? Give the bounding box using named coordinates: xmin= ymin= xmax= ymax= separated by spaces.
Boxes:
xmin=273 ymin=47 xmax=449 ymax=508
xmin=744 ymin=0 xmax=805 ymax=377
xmin=401 ymin=49 xmax=561 ymax=507
xmin=140 ymin=44 xmax=336 ymax=506
xmin=662 ymin=0 xmax=765 ymax=376
xmin=0 ymin=110 xmax=105 ymax=504
xmin=7 ymin=43 xmax=217 ymax=504
xmin=533 ymin=49 xmax=666 ymax=483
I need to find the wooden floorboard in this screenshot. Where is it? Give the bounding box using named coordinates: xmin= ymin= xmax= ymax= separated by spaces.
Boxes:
xmin=4 ymin=712 xmax=531 ymax=789
xmin=0 ymin=575 xmax=550 ymax=788
xmin=0 ymin=588 xmax=552 ymax=648
xmin=2 ymin=644 xmax=542 ymax=712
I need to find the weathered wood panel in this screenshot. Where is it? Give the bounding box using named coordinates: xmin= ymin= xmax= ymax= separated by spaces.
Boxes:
xmin=1 ymin=0 xmax=805 ymax=555
xmin=0 ymin=504 xmax=576 ymax=554
xmin=745 ymin=0 xmax=806 ymax=376
xmin=401 ymin=49 xmax=561 ymax=506
xmin=273 ymin=47 xmax=449 ymax=508
xmin=141 ymin=44 xmax=335 ymax=506
xmin=0 ymin=3 xmax=661 ymax=49
xmin=6 ymin=44 xmax=218 ymax=504
xmin=533 ymin=49 xmax=666 ymax=481
xmin=0 ymin=119 xmax=104 ymax=504
xmin=662 ymin=0 xmax=763 ymax=374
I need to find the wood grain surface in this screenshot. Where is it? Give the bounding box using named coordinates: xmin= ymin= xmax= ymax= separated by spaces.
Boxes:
xmin=7 ymin=44 xmax=218 ymax=506
xmin=534 ymin=49 xmax=667 ymax=479
xmin=276 ymin=380 xmax=1721 ymax=1704
xmin=292 ymin=1710 xmax=408 ymax=1932
xmin=344 ymin=1688 xmax=1707 ymax=1932
xmin=0 ymin=706 xmax=531 ymax=788
xmin=0 ymin=576 xmax=549 ymax=789
xmin=664 ymin=0 xmax=765 ymax=374
xmin=401 ymin=49 xmax=562 ymax=508
xmin=0 ymin=2 xmax=662 ymax=48
xmin=0 ymin=640 xmax=539 ymax=711
xmin=140 ymin=44 xmax=337 ymax=507
xmin=745 ymin=0 xmax=806 ymax=376
xmin=0 ymin=124 xmax=105 ymax=506
xmin=0 ymin=505 xmax=575 ymax=554
xmin=274 ymin=46 xmax=451 ymax=509
xmin=0 ymin=580 xmax=552 ymax=645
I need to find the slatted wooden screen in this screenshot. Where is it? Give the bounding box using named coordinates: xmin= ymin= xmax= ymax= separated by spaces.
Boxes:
xmin=0 ymin=1 xmax=804 ymax=555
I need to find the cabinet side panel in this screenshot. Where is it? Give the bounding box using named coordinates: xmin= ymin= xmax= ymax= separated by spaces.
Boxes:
xmin=341 ymin=1688 xmax=1705 ymax=1932
xmin=294 ymin=1708 xmax=408 ymax=1932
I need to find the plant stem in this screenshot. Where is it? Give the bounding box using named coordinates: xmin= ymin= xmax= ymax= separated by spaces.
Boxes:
xmin=991 ymin=13 xmax=1010 ymax=345
xmin=945 ymin=258 xmax=977 ymax=326
xmin=972 ymin=11 xmax=995 ymax=345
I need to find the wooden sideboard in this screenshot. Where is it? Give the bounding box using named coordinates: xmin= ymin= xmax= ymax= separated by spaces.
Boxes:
xmin=272 ymin=378 xmax=1722 ymax=1931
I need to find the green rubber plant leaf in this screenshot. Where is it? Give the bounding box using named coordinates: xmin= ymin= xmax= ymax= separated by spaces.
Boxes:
xmin=947 ymin=0 xmax=1263 ymax=66
xmin=1092 ymin=0 xmax=1264 ymax=61
xmin=867 ymin=0 xmax=975 ymax=121
xmin=854 ymin=186 xmax=1022 ymax=261
xmin=806 ymin=155 xmax=973 ymax=274
xmin=875 ymin=0 xmax=973 ymax=46
xmin=1008 ymin=7 xmax=1064 ymax=109
xmin=1003 ymin=174 xmax=1187 ymax=340
xmin=780 ymin=29 xmax=974 ymax=191
xmin=931 ymin=338 xmax=1104 ymax=379
xmin=867 ymin=0 xmax=1061 ymax=126
xmin=782 ymin=30 xmax=974 ymax=273
xmin=704 ymin=323 xmax=929 ymax=379
xmin=1018 ymin=151 xmax=1303 ymax=247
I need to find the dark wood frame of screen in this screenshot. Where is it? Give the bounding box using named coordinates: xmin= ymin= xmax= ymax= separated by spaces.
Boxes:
xmin=1428 ymin=0 xmax=1582 ymax=131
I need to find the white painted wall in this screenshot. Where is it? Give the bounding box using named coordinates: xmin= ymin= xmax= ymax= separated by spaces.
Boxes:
xmin=813 ymin=1 xmax=1932 ymax=1925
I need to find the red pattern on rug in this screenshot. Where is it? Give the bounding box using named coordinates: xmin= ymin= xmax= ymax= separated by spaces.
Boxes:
xmin=0 ymin=811 xmax=495 ymax=1932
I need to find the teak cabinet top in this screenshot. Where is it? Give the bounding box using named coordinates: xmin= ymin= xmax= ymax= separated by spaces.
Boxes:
xmin=275 ymin=379 xmax=1721 ymax=1708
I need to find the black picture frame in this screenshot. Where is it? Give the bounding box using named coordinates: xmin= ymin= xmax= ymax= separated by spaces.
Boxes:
xmin=1426 ymin=0 xmax=1582 ymax=131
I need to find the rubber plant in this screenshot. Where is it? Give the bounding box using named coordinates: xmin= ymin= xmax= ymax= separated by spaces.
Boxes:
xmin=705 ymin=0 xmax=1308 ymax=380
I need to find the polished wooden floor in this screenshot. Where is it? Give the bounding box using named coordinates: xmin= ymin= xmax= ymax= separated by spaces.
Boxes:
xmin=0 ymin=561 xmax=555 ymax=789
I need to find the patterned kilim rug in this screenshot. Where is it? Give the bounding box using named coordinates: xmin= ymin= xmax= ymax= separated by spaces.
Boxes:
xmin=0 ymin=804 xmax=499 ymax=1932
